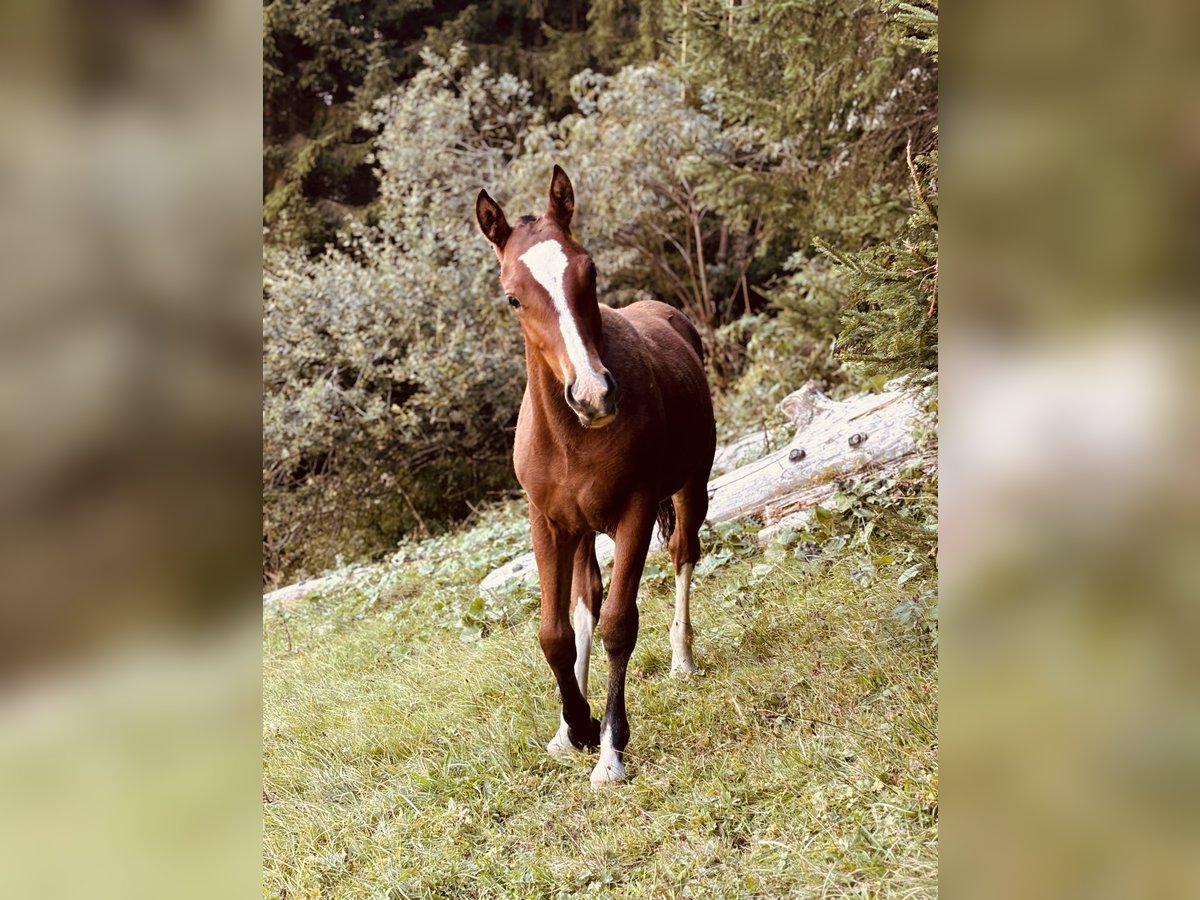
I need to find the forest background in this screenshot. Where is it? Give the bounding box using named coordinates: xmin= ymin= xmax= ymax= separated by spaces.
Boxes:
xmin=262 ymin=0 xmax=938 ymax=586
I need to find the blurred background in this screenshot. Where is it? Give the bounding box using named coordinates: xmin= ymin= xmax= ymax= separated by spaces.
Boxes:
xmin=0 ymin=0 xmax=1196 ymax=896
xmin=0 ymin=0 xmax=261 ymax=896
xmin=946 ymin=1 xmax=1200 ymax=896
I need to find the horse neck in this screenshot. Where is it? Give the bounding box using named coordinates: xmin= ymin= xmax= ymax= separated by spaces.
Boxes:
xmin=524 ymin=339 xmax=578 ymax=441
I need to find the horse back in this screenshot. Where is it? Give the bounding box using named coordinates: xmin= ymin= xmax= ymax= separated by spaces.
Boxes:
xmin=606 ymin=301 xmax=716 ymax=486
xmin=617 ymin=300 xmax=705 ymax=367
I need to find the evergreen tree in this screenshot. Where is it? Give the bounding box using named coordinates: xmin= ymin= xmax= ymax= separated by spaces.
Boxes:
xmin=664 ymin=0 xmax=937 ymax=251
xmin=823 ymin=142 xmax=937 ymax=381
xmin=827 ymin=0 xmax=938 ymax=384
xmin=265 ymin=1 xmax=606 ymax=253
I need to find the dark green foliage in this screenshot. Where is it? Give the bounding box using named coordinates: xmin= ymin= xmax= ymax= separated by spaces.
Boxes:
xmin=822 ymin=147 xmax=938 ymax=381
xmin=264 ymin=0 xmax=439 ymax=249
xmin=264 ymin=2 xmax=657 ymax=251
xmin=541 ymin=0 xmax=649 ymax=108
xmin=823 ymin=1 xmax=939 ymax=384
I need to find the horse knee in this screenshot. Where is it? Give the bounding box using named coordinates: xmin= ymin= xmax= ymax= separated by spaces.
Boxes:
xmin=599 ymin=604 xmax=638 ymax=658
xmin=538 ymin=621 xmax=575 ymax=671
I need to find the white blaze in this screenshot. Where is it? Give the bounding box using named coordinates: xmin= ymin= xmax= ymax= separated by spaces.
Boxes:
xmin=518 ymin=240 xmax=607 ymax=402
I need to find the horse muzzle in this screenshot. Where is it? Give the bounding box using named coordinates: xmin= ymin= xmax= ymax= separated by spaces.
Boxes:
xmin=584 ymin=412 xmax=617 ymax=429
xmin=566 ymin=371 xmax=619 ymax=428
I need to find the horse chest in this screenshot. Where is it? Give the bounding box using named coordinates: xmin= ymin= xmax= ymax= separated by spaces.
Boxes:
xmin=514 ymin=436 xmax=631 ymax=532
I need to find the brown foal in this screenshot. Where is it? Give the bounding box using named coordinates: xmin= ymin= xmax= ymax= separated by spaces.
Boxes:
xmin=476 ymin=166 xmax=716 ymax=786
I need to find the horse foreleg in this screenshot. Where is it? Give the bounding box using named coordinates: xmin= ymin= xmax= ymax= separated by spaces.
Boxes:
xmin=591 ymin=497 xmax=656 ymax=787
xmin=531 ymin=508 xmax=599 ymax=754
xmin=547 ymin=534 xmax=603 ymax=754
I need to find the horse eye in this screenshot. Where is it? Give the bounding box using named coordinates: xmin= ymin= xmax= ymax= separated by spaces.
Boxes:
xmin=506 ymin=294 xmax=521 ymax=309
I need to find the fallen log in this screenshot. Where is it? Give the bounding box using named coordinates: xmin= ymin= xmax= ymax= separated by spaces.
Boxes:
xmin=755 ymin=447 xmax=938 ymax=545
xmin=710 ymin=429 xmax=773 ymax=476
xmin=265 ymin=380 xmax=933 ymax=604
xmin=262 ymin=570 xmax=364 ymax=606
xmin=703 ymin=382 xmax=926 ymax=522
xmin=479 ymin=378 xmax=933 ymax=594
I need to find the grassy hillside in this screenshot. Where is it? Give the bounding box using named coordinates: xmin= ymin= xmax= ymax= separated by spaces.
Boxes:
xmin=263 ymin=502 xmax=938 ymax=898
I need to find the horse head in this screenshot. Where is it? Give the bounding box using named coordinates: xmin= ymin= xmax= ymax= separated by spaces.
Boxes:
xmin=476 ymin=166 xmax=619 ymax=429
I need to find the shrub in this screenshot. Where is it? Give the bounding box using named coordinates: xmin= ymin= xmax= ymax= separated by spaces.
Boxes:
xmin=263 ymin=48 xmax=541 ymax=584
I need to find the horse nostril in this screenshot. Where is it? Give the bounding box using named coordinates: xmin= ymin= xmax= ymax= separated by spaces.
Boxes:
xmin=603 ymin=371 xmax=619 ymax=407
xmin=564 ymin=382 xmax=585 ymax=413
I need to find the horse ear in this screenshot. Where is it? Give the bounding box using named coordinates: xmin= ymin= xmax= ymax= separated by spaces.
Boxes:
xmin=546 ymin=165 xmax=574 ymax=232
xmin=476 ymin=190 xmax=511 ymax=250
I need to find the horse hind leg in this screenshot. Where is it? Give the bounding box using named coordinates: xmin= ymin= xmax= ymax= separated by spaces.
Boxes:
xmin=547 ymin=533 xmax=604 ymax=755
xmin=668 ymin=478 xmax=707 ymax=676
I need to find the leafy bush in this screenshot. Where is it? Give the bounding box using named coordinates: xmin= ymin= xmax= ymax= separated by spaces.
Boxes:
xmin=264 ymin=48 xmax=541 ymax=584
xmin=553 ymin=65 xmax=759 ymax=353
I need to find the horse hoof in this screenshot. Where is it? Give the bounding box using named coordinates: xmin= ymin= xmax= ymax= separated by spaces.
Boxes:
xmin=572 ymin=717 xmax=601 ymax=750
xmin=589 ymin=757 xmax=627 ymax=788
xmin=546 ymin=734 xmax=578 ymax=756
xmin=546 ymin=722 xmax=581 ymax=756
xmin=547 ymin=717 xmax=601 ymax=755
xmin=670 ymin=657 xmax=698 ymax=676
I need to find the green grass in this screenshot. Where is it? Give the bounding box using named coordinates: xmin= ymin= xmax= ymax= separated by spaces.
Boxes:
xmin=263 ymin=504 xmax=938 ymax=898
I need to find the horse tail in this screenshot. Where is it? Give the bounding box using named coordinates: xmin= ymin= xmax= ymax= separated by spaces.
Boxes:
xmin=656 ymin=496 xmax=677 ymax=546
